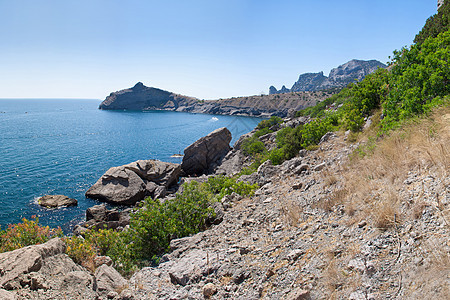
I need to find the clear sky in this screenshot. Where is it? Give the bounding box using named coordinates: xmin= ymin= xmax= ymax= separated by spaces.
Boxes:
xmin=0 ymin=0 xmax=437 ymax=100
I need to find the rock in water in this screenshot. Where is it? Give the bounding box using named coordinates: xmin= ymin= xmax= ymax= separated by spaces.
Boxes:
xmin=181 ymin=127 xmax=232 ymax=176
xmin=86 ymin=160 xmax=181 ymax=205
xmin=37 ymin=195 xmax=78 ymax=208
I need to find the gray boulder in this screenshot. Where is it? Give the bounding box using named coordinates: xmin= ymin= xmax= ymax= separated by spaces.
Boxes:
xmin=37 ymin=195 xmax=77 ymax=208
xmin=86 ymin=160 xmax=181 ymax=205
xmin=181 ymin=127 xmax=232 ymax=176
xmin=95 ymin=264 xmax=128 ymax=296
xmin=0 ymin=238 xmax=66 ymax=290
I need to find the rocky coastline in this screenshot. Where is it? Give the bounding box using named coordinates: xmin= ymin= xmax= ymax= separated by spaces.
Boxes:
xmin=1 ymin=107 xmax=448 ymax=299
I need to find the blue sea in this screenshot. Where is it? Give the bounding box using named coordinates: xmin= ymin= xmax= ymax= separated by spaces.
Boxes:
xmin=0 ymin=99 xmax=260 ymax=231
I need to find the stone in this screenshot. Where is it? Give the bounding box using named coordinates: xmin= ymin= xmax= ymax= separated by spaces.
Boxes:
xmin=0 ymin=289 xmax=16 ymax=300
xmin=94 ymin=256 xmax=113 ymax=268
xmin=0 ymin=238 xmax=65 ymax=290
xmin=313 ymin=162 xmax=326 ymax=171
xmin=319 ymin=132 xmax=336 ymax=144
xmin=294 ymin=164 xmax=309 ymax=174
xmin=86 ymin=204 xmax=107 ymax=221
xmin=37 ymin=195 xmax=77 ymax=208
xmin=86 ymin=159 xmax=181 ymax=205
xmin=60 ymin=271 xmax=94 ymax=290
xmin=286 ymin=288 xmax=311 ymax=300
xmin=292 ymin=182 xmax=303 ymax=190
xmin=287 ymin=249 xmax=305 ymax=261
xmin=77 ymin=205 xmax=131 ymax=233
xmin=182 ymin=127 xmax=232 ymax=176
xmin=95 ymin=264 xmax=128 ymax=295
xmin=202 ymin=282 xmax=217 ymax=298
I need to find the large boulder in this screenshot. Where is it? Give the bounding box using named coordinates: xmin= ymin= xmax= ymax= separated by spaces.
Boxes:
xmin=0 ymin=238 xmax=66 ymax=290
xmin=86 ymin=160 xmax=181 ymax=205
xmin=37 ymin=195 xmax=77 ymax=208
xmin=181 ymin=127 xmax=232 ymax=176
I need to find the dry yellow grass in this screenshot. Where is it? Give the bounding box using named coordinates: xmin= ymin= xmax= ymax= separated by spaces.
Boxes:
xmin=337 ymin=106 xmax=449 ymax=224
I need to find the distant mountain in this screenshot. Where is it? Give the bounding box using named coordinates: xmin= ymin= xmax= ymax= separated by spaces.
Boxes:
xmin=269 ymin=59 xmax=386 ymax=94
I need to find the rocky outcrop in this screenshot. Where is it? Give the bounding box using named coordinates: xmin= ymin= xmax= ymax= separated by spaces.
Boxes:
xmin=37 ymin=195 xmax=77 ymax=208
xmin=270 ymin=59 xmax=386 ymax=94
xmin=86 ymin=159 xmax=181 ymax=205
xmin=181 ymin=128 xmax=232 ymax=176
xmin=99 ymin=82 xmax=198 ymax=110
xmin=0 ymin=238 xmax=127 ymax=299
xmin=73 ymin=204 xmax=131 ymax=235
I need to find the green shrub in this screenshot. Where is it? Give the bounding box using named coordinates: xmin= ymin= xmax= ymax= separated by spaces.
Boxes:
xmin=0 ymin=217 xmax=63 ymax=253
xmin=256 ymin=116 xmax=283 ymax=130
xmin=241 ymin=136 xmax=267 ymax=156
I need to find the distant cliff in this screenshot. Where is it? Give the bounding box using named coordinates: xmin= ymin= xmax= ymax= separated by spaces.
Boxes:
xmin=99 ymin=83 xmax=337 ymax=118
xmin=269 ymin=59 xmax=386 ymax=94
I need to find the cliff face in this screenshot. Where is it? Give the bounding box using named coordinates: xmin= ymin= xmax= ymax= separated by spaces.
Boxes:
xmin=99 ymin=83 xmax=337 ymax=117
xmin=270 ymin=59 xmax=386 ymax=94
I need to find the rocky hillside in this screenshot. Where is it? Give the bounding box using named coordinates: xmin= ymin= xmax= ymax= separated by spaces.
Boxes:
xmin=270 ymin=59 xmax=386 ymax=94
xmin=1 ymin=107 xmax=447 ymax=299
xmin=99 ymin=83 xmax=336 ymax=118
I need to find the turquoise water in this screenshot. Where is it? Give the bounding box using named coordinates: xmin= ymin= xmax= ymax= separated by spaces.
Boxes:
xmin=0 ymin=99 xmax=260 ymax=231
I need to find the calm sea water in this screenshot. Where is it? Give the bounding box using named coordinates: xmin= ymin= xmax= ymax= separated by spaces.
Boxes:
xmin=0 ymin=99 xmax=260 ymax=231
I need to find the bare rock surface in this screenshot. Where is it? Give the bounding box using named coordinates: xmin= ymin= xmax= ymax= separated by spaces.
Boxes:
xmin=181 ymin=127 xmax=232 ymax=176
xmin=37 ymin=195 xmax=77 ymax=208
xmin=86 ymin=159 xmax=181 ymax=205
xmin=73 ymin=204 xmax=131 ymax=234
xmin=0 ymin=238 xmax=128 ymax=299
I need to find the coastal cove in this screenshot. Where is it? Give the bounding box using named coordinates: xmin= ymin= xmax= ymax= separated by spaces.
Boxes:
xmin=0 ymin=99 xmax=261 ymax=231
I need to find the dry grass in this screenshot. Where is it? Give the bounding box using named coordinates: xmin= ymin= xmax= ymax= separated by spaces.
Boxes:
xmin=335 ymin=106 xmax=449 ymax=222
xmin=317 ymin=188 xmax=348 ymax=212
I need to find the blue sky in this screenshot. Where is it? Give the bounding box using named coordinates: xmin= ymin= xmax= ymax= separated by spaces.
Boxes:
xmin=0 ymin=0 xmax=437 ymax=100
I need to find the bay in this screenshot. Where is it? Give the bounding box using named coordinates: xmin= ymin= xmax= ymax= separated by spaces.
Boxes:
xmin=0 ymin=99 xmax=260 ymax=231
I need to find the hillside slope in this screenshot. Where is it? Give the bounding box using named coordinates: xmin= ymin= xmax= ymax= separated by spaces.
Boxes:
xmin=119 ymin=106 xmax=449 ymax=299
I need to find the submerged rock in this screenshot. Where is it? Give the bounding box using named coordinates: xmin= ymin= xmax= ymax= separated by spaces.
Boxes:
xmin=181 ymin=127 xmax=232 ymax=176
xmin=86 ymin=159 xmax=181 ymax=205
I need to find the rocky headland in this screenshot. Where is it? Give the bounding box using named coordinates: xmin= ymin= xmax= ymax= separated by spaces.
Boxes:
xmin=269 ymin=59 xmax=386 ymax=94
xmin=99 ymin=84 xmax=336 ymax=118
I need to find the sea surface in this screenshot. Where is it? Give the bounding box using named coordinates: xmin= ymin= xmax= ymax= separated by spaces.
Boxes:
xmin=0 ymin=99 xmax=261 ymax=231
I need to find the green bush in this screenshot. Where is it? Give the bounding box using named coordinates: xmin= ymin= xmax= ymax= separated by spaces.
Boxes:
xmin=241 ymin=135 xmax=267 ymax=156
xmin=0 ymin=217 xmax=63 ymax=253
xmin=256 ymin=116 xmax=283 ymax=130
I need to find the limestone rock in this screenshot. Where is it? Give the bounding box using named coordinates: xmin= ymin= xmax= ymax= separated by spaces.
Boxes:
xmin=202 ymin=282 xmax=217 ymax=297
xmin=86 ymin=160 xmax=181 ymax=205
xmin=181 ymin=128 xmax=232 ymax=176
xmin=37 ymin=195 xmax=77 ymax=208
xmin=0 ymin=238 xmax=65 ymax=290
xmin=0 ymin=289 xmax=16 ymax=300
xmin=95 ymin=264 xmax=128 ymax=295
